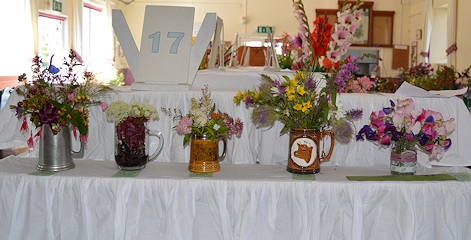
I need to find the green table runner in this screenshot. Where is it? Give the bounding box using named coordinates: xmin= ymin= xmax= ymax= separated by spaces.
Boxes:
xmin=347 ymin=174 xmax=457 ymax=181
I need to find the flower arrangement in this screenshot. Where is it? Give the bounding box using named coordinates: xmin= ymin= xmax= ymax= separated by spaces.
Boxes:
xmin=344 ymin=76 xmax=373 ymax=93
xmin=399 ymin=63 xmax=471 ymax=91
xmin=291 ymin=0 xmax=363 ymax=72
xmin=11 ymin=50 xmax=108 ymax=146
xmin=234 ymin=71 xmax=362 ymax=142
xmin=356 ymin=98 xmax=455 ymax=160
xmin=104 ymin=101 xmax=159 ymax=124
xmin=277 ymin=32 xmax=295 ymax=69
xmin=105 ymin=101 xmax=160 ymax=167
xmin=234 ymin=1 xmax=365 ymax=142
xmin=162 ymin=86 xmax=244 ymax=146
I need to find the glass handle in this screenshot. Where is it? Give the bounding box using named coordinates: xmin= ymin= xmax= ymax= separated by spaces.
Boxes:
xmin=148 ymin=130 xmax=164 ymax=161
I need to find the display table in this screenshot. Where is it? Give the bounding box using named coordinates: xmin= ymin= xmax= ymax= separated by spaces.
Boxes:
xmin=1 ymin=85 xmax=471 ymax=167
xmin=1 ymin=156 xmax=470 ymax=240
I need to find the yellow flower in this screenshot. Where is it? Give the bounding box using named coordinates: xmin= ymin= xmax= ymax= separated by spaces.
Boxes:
xmin=253 ymin=91 xmax=260 ymax=99
xmin=233 ymin=90 xmax=244 ymax=103
xmin=293 ymin=103 xmax=303 ymax=111
xmin=286 ymin=86 xmax=295 ymax=95
xmin=289 ymin=78 xmax=297 ymax=88
xmin=288 ymin=94 xmax=296 ymax=101
xmin=297 ymin=86 xmax=306 ymax=96
xmin=302 ymin=100 xmax=312 ymax=113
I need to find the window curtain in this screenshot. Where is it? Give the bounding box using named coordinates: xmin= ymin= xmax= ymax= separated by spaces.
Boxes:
xmin=73 ymin=0 xmax=84 ymax=56
xmin=421 ymin=0 xmax=433 ymax=64
xmin=0 ymin=0 xmax=34 ymax=76
xmin=446 ymin=0 xmax=457 ymax=66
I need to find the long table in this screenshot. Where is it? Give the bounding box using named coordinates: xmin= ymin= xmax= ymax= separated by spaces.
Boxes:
xmin=1 ymin=156 xmax=470 ymax=240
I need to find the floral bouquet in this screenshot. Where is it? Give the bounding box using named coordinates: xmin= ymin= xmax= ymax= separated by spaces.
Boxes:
xmin=291 ymin=0 xmax=364 ymax=72
xmin=344 ymin=76 xmax=373 ymax=93
xmin=105 ymin=101 xmax=160 ymax=168
xmin=277 ymin=32 xmax=295 ymax=69
xmin=11 ymin=49 xmax=108 ymax=147
xmin=356 ymin=98 xmax=455 ymax=160
xmin=163 ymin=86 xmax=244 ymax=146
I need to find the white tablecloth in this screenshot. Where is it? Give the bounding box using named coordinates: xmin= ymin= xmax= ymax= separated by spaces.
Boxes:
xmin=1 ymin=156 xmax=470 ymax=240
xmin=1 ymin=69 xmax=471 ymax=167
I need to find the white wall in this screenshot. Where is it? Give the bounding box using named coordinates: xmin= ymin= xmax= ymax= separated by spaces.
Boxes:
xmin=115 ymin=0 xmax=470 ymax=76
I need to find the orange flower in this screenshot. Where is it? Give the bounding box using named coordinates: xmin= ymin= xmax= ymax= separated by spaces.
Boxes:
xmin=212 ymin=113 xmax=222 ymax=119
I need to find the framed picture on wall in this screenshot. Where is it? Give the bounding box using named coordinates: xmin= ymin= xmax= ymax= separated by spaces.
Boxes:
xmin=339 ymin=1 xmax=373 ymax=46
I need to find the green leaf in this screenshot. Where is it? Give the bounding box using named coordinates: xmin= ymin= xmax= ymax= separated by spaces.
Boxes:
xmin=69 ymin=112 xmax=87 ymax=135
xmin=183 ymin=134 xmax=191 ymax=146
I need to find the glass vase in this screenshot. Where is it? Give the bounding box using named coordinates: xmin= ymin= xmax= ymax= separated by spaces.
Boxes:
xmin=390 ymin=141 xmax=417 ymax=175
xmin=114 ymin=117 xmax=164 ymax=170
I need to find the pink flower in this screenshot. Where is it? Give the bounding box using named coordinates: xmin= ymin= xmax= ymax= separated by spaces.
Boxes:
xmin=176 ymin=116 xmax=192 ymax=135
xmin=380 ymin=135 xmax=390 ymax=144
xmin=101 ymin=102 xmax=108 ymax=111
xmin=68 ymin=93 xmax=75 ymax=101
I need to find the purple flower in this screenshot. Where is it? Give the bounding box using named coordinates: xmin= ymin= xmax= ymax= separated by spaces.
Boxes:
xmin=38 ymin=102 xmax=58 ymax=124
xmin=304 ymin=75 xmax=317 ymax=91
xmin=346 ymin=109 xmax=363 ymax=120
xmin=293 ymin=33 xmax=303 ymax=48
xmin=356 ymin=125 xmax=376 ymax=141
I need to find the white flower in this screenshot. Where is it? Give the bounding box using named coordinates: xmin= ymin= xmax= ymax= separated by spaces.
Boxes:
xmin=213 ymin=124 xmax=220 ymax=131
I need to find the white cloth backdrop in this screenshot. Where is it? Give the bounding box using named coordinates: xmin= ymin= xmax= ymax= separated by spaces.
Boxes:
xmin=1 ymin=157 xmax=471 ymax=240
xmin=1 ymin=86 xmax=471 ymax=167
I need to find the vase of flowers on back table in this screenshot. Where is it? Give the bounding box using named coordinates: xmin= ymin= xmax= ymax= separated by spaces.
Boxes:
xmin=163 ymin=86 xmax=244 ymax=173
xmin=234 ymin=0 xmax=365 ymax=174
xmin=11 ymin=50 xmax=109 ymax=171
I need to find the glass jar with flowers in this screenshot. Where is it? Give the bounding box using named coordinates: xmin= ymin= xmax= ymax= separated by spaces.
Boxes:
xmin=11 ymin=50 xmax=109 ymax=171
xmin=162 ymin=86 xmax=244 ymax=173
xmin=233 ymin=0 xmax=364 ymax=174
xmin=105 ymin=101 xmax=164 ymax=170
xmin=356 ymin=98 xmax=455 ymax=175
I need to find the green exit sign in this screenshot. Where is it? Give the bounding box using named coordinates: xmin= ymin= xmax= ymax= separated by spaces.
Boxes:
xmin=53 ymin=0 xmax=62 ymax=12
xmin=257 ymin=26 xmax=273 ymax=33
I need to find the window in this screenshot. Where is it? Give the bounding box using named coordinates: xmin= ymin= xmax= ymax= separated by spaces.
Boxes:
xmin=38 ymin=12 xmax=67 ymax=67
xmin=82 ymin=2 xmax=115 ymax=83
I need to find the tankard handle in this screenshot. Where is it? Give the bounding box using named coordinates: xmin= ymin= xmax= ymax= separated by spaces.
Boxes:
xmin=148 ymin=130 xmax=164 ymax=161
xmin=319 ymin=130 xmax=335 ymax=163
xmin=71 ymin=137 xmax=84 ymax=159
xmin=217 ymin=136 xmax=227 ymax=162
